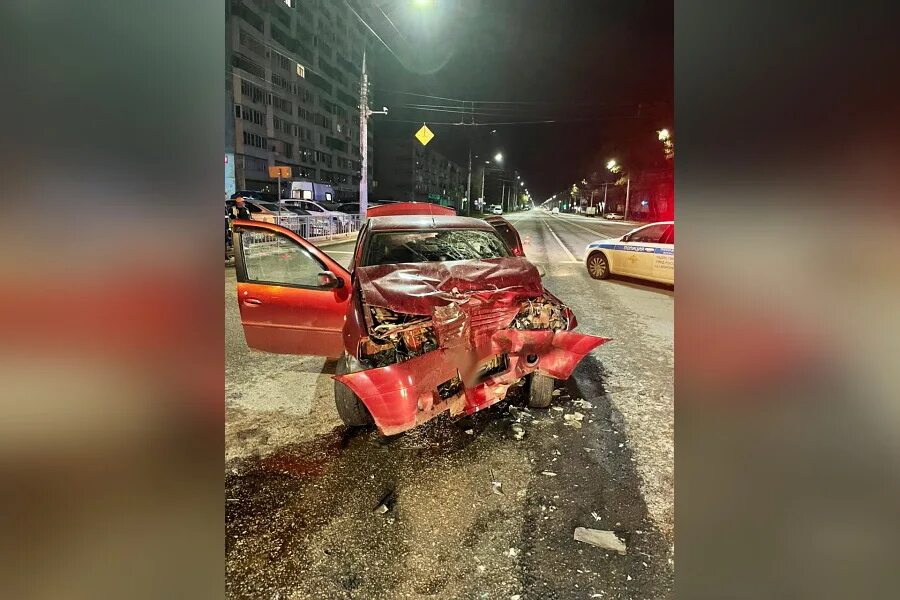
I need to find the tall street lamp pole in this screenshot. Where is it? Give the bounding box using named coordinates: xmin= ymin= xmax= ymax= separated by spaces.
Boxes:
xmin=359 ymin=51 xmax=387 ymax=219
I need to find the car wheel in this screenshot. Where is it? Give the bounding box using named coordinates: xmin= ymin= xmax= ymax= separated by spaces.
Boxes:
xmin=587 ymin=251 xmax=611 ymax=280
xmin=527 ymin=372 xmax=555 ymax=409
xmin=334 ymin=353 xmax=373 ymax=427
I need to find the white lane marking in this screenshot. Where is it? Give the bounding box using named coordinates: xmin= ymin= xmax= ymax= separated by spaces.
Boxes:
xmin=544 ymin=221 xmax=580 ymax=263
xmin=325 ymin=250 xmax=353 ymax=254
xmin=546 ymin=211 xmax=633 ymax=238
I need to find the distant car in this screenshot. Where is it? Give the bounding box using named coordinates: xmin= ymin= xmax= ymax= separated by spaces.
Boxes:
xmin=483 ymin=215 xmax=524 ymax=256
xmin=551 ymin=207 xmax=559 ymax=214
xmin=584 ymin=221 xmax=674 ymax=285
xmin=604 ymin=212 xmax=624 ymax=220
xmin=490 ymin=205 xmax=503 ymax=215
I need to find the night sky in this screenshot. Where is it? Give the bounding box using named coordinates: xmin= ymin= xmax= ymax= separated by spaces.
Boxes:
xmin=367 ymin=0 xmax=673 ymax=200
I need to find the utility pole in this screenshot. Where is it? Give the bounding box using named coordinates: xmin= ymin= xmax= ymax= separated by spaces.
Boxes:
xmin=501 ymin=180 xmax=506 ymax=212
xmin=602 ymin=183 xmax=608 ymax=217
xmin=358 ymin=51 xmax=387 ymax=219
xmin=479 ymin=165 xmax=486 ymax=212
xmin=465 ymin=147 xmax=472 ymax=216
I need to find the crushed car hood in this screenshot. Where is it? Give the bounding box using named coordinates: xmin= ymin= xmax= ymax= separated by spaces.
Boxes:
xmin=356 ymin=257 xmax=545 ymax=315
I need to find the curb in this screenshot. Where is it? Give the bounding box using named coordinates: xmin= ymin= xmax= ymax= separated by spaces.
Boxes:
xmin=310 ymin=232 xmax=359 ymax=248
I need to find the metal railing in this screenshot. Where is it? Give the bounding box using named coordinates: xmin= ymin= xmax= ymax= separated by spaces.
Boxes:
xmin=255 ymin=213 xmax=363 ymax=241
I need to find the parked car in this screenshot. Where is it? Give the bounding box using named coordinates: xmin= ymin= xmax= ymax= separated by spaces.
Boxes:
xmin=483 ymin=215 xmax=525 ymax=256
xmin=231 ymin=190 xmax=278 ymax=203
xmin=551 ymin=207 xmax=559 ymax=214
xmin=226 ymin=200 xmax=288 ymax=225
xmin=336 ymin=202 xmax=390 ymax=214
xmin=584 ymin=221 xmax=674 ymax=285
xmin=604 ymin=212 xmax=624 ymax=220
xmin=230 ymin=202 xmax=608 ymax=435
xmin=283 ymin=199 xmax=351 ymax=225
xmin=490 ymin=205 xmax=503 ymax=215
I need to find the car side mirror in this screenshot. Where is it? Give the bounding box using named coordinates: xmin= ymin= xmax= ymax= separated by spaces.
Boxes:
xmin=317 ymin=271 xmax=343 ymax=289
xmin=621 ymin=234 xmax=629 ymax=242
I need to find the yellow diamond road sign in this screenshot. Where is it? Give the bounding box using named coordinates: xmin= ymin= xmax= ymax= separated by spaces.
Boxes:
xmin=415 ymin=124 xmax=435 ymax=146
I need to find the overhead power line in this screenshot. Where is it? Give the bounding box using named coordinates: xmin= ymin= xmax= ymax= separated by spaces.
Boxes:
xmin=376 ymin=89 xmax=639 ymax=108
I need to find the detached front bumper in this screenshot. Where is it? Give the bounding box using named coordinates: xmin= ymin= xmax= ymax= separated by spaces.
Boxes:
xmin=334 ymin=329 xmax=609 ymax=435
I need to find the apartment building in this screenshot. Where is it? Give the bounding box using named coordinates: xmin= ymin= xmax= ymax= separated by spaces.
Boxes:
xmin=374 ymin=137 xmax=467 ymax=209
xmin=226 ymin=0 xmax=375 ymax=201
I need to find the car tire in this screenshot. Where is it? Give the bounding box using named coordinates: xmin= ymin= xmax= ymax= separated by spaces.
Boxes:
xmin=587 ymin=251 xmax=611 ymax=280
xmin=527 ymin=372 xmax=555 ymax=409
xmin=334 ymin=353 xmax=373 ymax=427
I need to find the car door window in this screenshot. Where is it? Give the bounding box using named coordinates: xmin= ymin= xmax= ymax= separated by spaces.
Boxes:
xmin=628 ymin=224 xmax=669 ymax=243
xmin=240 ymin=230 xmax=325 ymax=287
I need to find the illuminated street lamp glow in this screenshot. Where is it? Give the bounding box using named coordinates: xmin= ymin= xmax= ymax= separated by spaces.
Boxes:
xmin=657 ymin=128 xmax=670 ymax=141
xmin=494 ymin=152 xmax=503 ymax=163
xmin=606 ymin=159 xmax=617 ymax=171
xmin=413 ymin=0 xmax=434 ymax=7
xmin=519 ymin=181 xmax=524 ymax=186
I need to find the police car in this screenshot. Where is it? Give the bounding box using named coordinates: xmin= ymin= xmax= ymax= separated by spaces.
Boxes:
xmin=584 ymin=221 xmax=674 ymax=285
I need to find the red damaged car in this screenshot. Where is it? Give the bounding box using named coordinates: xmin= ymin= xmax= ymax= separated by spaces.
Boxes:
xmin=231 ymin=203 xmax=608 ymax=435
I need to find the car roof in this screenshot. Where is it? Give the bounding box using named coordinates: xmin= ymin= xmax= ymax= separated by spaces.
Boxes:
xmin=367 ymin=215 xmax=494 ymax=232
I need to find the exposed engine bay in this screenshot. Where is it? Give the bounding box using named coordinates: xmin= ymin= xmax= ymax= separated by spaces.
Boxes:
xmin=335 ymin=258 xmax=609 ymax=435
xmin=359 ymin=294 xmax=571 ymax=369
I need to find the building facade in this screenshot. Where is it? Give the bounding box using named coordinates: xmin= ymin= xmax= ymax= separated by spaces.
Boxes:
xmin=374 ymin=138 xmax=466 ymax=209
xmin=226 ymin=0 xmax=376 ymax=201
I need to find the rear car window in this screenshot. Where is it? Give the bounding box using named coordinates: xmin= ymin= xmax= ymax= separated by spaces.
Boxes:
xmin=364 ymin=229 xmax=511 ymax=266
xmin=491 ymin=223 xmax=516 ymax=251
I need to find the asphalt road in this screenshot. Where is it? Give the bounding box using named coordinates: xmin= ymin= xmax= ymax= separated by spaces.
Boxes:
xmin=225 ymin=211 xmax=673 ymax=599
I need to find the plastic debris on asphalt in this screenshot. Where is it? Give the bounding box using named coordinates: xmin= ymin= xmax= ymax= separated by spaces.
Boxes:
xmin=511 ymin=423 xmax=526 ymax=440
xmin=573 ymin=527 xmax=627 ymax=555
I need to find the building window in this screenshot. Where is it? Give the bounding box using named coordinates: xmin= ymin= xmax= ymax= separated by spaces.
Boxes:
xmin=242 ymin=131 xmax=267 ymax=150
xmin=297 ymin=64 xmax=306 ymax=78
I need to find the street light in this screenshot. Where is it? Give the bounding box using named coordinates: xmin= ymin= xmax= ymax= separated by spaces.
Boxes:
xmin=494 ymin=152 xmax=503 ymax=163
xmin=657 ymin=128 xmax=670 ymax=141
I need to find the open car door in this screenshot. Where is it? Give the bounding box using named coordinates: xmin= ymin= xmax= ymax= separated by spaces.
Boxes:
xmin=232 ymin=220 xmax=351 ymax=357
